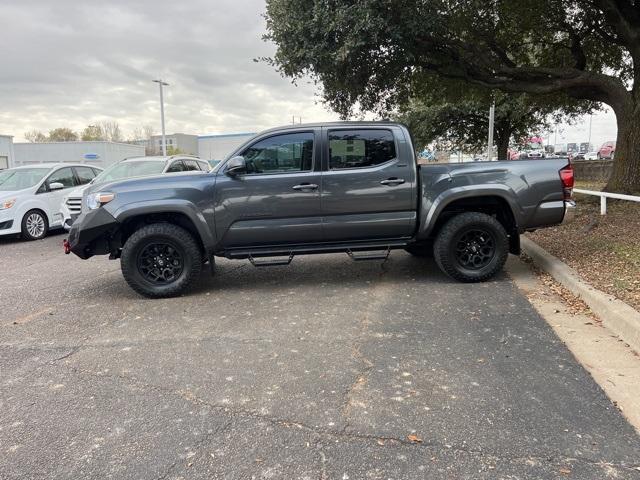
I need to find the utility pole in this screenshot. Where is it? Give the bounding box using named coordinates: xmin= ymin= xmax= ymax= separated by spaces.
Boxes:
xmin=153 ymin=79 xmax=169 ymax=156
xmin=588 ymin=114 xmax=593 ymax=148
xmin=487 ymin=102 xmax=495 ymax=160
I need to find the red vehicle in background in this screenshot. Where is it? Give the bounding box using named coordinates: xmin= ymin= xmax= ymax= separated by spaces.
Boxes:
xmin=598 ymin=141 xmax=616 ymax=159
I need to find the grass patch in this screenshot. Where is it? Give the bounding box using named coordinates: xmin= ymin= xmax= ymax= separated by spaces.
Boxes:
xmin=527 ymin=200 xmax=640 ymax=311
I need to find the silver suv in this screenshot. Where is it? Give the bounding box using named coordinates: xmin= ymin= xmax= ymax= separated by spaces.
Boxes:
xmin=61 ymin=155 xmax=210 ymax=230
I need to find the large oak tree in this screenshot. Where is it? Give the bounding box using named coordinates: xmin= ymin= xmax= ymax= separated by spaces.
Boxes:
xmin=265 ymin=0 xmax=640 ymax=193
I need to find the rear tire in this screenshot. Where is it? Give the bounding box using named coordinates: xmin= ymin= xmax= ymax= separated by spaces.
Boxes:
xmin=121 ymin=223 xmax=202 ymax=298
xmin=433 ymin=212 xmax=509 ymax=283
xmin=21 ymin=210 xmax=49 ymax=240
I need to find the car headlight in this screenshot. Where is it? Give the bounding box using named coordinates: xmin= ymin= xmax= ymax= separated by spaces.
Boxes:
xmin=86 ymin=192 xmax=115 ymax=210
xmin=0 ymin=198 xmax=16 ymax=210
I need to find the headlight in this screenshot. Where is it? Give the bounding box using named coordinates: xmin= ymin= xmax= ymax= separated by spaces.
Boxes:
xmin=86 ymin=192 xmax=115 ymax=210
xmin=0 ymin=198 xmax=16 ymax=210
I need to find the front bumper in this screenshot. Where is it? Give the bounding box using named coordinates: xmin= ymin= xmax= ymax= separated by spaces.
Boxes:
xmin=0 ymin=209 xmax=20 ymax=236
xmin=562 ymin=200 xmax=576 ymax=224
xmin=67 ymin=207 xmax=119 ymax=259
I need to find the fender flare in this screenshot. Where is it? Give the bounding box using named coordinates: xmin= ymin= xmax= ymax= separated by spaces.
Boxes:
xmin=110 ymin=199 xmax=216 ymax=251
xmin=417 ymin=184 xmax=523 ymax=239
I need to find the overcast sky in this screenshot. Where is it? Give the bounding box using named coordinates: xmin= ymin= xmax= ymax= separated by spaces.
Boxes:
xmin=0 ymin=0 xmax=618 ymax=148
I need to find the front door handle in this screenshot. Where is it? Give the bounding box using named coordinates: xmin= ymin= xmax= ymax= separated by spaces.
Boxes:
xmin=380 ymin=178 xmax=406 ymax=186
xmin=292 ymin=183 xmax=319 ymax=190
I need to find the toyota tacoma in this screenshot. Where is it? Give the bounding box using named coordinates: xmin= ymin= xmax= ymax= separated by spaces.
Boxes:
xmin=66 ymin=122 xmax=575 ymax=298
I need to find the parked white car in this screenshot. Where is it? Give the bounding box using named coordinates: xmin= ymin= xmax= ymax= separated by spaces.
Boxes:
xmin=60 ymin=155 xmax=210 ymax=230
xmin=0 ymin=163 xmax=102 ymax=240
xmin=584 ymin=151 xmax=599 ymax=160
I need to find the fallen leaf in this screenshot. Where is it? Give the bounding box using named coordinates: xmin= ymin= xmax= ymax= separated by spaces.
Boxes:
xmin=559 ymin=467 xmax=571 ymax=475
xmin=407 ymin=434 xmax=423 ymax=443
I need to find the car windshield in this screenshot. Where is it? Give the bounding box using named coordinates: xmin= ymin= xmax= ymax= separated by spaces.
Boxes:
xmin=0 ymin=168 xmax=50 ymax=191
xmin=94 ymin=160 xmax=166 ymax=184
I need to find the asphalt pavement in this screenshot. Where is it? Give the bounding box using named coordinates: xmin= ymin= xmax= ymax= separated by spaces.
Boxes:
xmin=1 ymin=232 xmax=639 ymax=479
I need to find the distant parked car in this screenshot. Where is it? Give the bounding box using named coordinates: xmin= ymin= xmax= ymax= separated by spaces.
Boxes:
xmin=598 ymin=141 xmax=616 ymax=159
xmin=60 ymin=155 xmax=209 ymax=230
xmin=0 ymin=163 xmax=102 ymax=240
xmin=584 ymin=151 xmax=599 ymax=160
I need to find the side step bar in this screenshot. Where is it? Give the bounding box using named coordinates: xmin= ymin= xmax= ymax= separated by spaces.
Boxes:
xmin=240 ymin=244 xmax=401 ymax=268
xmin=347 ymin=247 xmax=390 ymax=262
xmin=248 ymin=253 xmax=294 ymax=267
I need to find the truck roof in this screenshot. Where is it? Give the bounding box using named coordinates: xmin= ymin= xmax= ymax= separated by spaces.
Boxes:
xmin=258 ymin=121 xmax=402 ymax=136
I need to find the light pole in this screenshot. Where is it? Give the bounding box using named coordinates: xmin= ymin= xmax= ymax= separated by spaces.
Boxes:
xmin=487 ymin=101 xmax=495 ymax=160
xmin=152 ymin=79 xmax=169 ymax=156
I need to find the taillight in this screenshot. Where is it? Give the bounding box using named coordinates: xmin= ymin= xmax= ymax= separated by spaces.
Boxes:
xmin=559 ymin=163 xmax=574 ymax=200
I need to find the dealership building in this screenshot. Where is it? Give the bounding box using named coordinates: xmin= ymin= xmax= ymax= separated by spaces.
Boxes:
xmin=0 ymin=138 xmax=144 ymax=170
xmin=197 ymin=132 xmax=255 ymax=161
xmin=0 ymin=130 xmax=257 ymax=170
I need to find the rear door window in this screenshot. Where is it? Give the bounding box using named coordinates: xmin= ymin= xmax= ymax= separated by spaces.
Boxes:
xmin=328 ymin=129 xmax=396 ymax=169
xmin=183 ymin=160 xmax=200 ymax=171
xmin=166 ymin=161 xmax=186 ymax=173
xmin=74 ymin=166 xmax=97 ymax=185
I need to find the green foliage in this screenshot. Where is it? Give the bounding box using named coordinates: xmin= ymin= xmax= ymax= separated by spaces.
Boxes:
xmin=397 ymin=81 xmax=593 ymax=158
xmin=47 ymin=128 xmax=78 ymax=142
xmin=81 ymin=125 xmax=104 ymax=141
xmin=264 ymin=0 xmax=632 ymax=114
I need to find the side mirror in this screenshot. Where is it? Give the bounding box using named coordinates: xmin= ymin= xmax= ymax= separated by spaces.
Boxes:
xmin=226 ymin=156 xmax=246 ymax=176
xmin=49 ymin=182 xmax=65 ymax=191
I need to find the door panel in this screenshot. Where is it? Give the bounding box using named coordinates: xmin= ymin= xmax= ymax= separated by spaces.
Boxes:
xmin=214 ymin=131 xmax=322 ymax=248
xmin=39 ymin=167 xmax=77 ymax=227
xmin=321 ymin=128 xmax=416 ymax=241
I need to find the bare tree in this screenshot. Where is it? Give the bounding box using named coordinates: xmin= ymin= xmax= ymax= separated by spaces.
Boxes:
xmin=24 ymin=130 xmax=47 ymax=143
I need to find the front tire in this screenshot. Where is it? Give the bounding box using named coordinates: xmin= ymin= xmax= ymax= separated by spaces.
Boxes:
xmin=21 ymin=210 xmax=49 ymax=240
xmin=121 ymin=223 xmax=202 ymax=298
xmin=433 ymin=212 xmax=509 ymax=283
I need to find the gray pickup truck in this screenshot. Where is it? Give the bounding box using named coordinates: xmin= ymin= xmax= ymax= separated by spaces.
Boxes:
xmin=66 ymin=122 xmax=575 ymax=298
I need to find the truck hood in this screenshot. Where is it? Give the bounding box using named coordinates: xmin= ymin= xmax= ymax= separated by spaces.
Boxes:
xmin=87 ymin=171 xmax=212 ymax=196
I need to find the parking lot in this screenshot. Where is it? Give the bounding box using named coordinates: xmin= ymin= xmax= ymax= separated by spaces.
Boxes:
xmin=1 ymin=232 xmax=639 ymax=479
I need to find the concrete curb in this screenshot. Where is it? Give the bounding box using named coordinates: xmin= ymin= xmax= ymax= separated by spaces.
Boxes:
xmin=521 ymin=236 xmax=640 ymax=354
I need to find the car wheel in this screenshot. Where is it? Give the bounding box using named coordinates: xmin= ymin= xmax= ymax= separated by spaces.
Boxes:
xmin=121 ymin=223 xmax=202 ymax=298
xmin=597 ymin=153 xmax=602 ymax=160
xmin=433 ymin=212 xmax=509 ymax=282
xmin=405 ymin=243 xmax=433 ymax=257
xmin=21 ymin=210 xmax=49 ymax=240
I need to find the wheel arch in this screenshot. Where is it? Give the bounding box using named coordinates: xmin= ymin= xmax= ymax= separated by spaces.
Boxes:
xmin=420 ymin=192 xmax=520 ymax=255
xmin=111 ymin=200 xmax=215 ymax=254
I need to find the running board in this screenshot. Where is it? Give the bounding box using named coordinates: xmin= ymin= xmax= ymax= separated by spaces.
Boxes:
xmin=248 ymin=253 xmax=294 ymax=267
xmin=225 ymin=239 xmax=409 ymax=260
xmin=347 ymin=247 xmax=390 ymax=262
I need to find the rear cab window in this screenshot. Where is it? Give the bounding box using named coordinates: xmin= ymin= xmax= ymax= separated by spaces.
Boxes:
xmin=328 ymin=129 xmax=396 ymax=169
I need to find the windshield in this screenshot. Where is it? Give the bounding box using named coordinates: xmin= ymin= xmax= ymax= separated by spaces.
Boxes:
xmin=94 ymin=160 xmax=166 ymax=184
xmin=0 ymin=168 xmax=50 ymax=191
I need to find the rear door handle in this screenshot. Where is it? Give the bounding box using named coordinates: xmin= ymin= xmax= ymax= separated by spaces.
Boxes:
xmin=380 ymin=178 xmax=405 ymax=186
xmin=292 ymin=183 xmax=319 ymax=190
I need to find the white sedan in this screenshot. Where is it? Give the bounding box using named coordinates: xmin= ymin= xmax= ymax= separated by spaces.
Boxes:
xmin=0 ymin=163 xmax=102 ymax=240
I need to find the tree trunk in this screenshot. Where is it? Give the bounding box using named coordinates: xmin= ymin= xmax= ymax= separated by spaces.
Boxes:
xmin=605 ymin=103 xmax=640 ymax=194
xmin=494 ymin=124 xmax=511 ymax=161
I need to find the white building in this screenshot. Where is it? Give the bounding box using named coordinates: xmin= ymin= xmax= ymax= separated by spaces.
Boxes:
xmin=0 ymin=135 xmax=15 ymax=169
xmin=150 ymin=133 xmax=199 ymax=155
xmin=13 ymin=141 xmax=145 ymax=169
xmin=197 ymin=132 xmax=255 ymax=161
